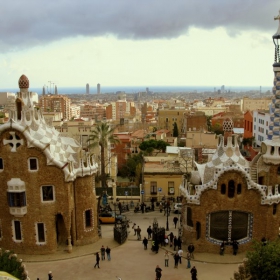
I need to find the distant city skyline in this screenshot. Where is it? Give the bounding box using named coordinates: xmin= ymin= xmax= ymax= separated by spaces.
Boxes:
xmin=0 ymin=1 xmax=279 ymax=88
xmin=0 ymin=85 xmax=272 ymax=95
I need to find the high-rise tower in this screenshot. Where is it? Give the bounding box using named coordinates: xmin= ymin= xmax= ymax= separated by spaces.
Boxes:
xmin=97 ymin=83 xmax=100 ymax=94
xmin=86 ymin=83 xmax=90 ymax=94
xmin=262 ymin=10 xmax=280 ymax=164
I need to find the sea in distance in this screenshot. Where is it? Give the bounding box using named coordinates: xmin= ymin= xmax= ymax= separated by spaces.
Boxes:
xmin=1 ymin=85 xmax=272 ymax=95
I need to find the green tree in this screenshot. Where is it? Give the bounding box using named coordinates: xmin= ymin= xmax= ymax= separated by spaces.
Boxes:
xmin=173 ymin=122 xmax=179 ymax=137
xmin=88 ymin=122 xmax=120 ymax=187
xmin=118 ymin=153 xmax=144 ymax=185
xmin=139 ymin=139 xmax=169 ymax=155
xmin=206 ymin=115 xmax=212 ymax=131
xmin=0 ymin=249 xmax=27 ymax=280
xmin=232 ymin=240 xmax=280 ymax=280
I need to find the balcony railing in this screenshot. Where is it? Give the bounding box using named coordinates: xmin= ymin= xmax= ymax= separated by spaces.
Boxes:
xmin=9 ymin=206 xmax=27 ymax=217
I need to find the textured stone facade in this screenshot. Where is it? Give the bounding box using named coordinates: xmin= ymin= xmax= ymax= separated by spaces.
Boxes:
xmin=0 ymin=76 xmax=99 ymax=254
xmin=181 ymin=169 xmax=280 ymax=254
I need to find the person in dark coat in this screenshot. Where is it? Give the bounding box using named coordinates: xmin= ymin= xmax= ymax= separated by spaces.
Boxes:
xmin=106 ymin=246 xmax=111 ymax=260
xmin=168 ymin=232 xmax=174 ymax=247
xmin=94 ymin=252 xmax=100 ymax=268
xmin=173 ymin=252 xmax=180 ymax=268
xmin=232 ymin=240 xmax=239 ymax=255
xmin=188 ymin=243 xmax=195 ymax=259
xmin=177 ymin=236 xmax=182 ymax=250
xmin=147 ymin=226 xmax=153 ymax=239
xmin=155 ymin=265 xmax=162 ymax=280
xmin=220 ymin=241 xmax=225 ymax=255
xmin=190 ymin=266 xmax=197 ymax=280
xmin=173 ymin=236 xmax=178 ymax=251
xmin=173 ymin=216 xmax=178 ymax=228
xmin=142 ymin=237 xmax=148 ymax=250
xmin=48 ymin=271 xmax=53 ymax=280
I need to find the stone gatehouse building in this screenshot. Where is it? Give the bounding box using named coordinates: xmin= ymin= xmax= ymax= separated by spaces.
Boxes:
xmin=0 ymin=75 xmax=99 ymax=254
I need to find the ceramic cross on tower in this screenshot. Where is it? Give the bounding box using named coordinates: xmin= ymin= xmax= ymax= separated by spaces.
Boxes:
xmin=3 ymin=131 xmax=24 ymax=152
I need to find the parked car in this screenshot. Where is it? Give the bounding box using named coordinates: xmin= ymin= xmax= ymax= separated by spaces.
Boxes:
xmin=173 ymin=203 xmax=182 ymax=214
xmin=99 ymin=212 xmax=127 ymax=224
xmin=99 ymin=212 xmax=115 ymax=224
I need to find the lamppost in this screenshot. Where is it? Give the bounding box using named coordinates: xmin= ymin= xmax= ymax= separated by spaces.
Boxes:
xmin=114 ymin=202 xmax=117 ymax=226
xmin=166 ymin=204 xmax=170 ymax=231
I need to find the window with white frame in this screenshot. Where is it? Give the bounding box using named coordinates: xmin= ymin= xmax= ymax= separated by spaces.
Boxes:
xmin=12 ymin=220 xmax=22 ymax=241
xmin=7 ymin=192 xmax=26 ymax=207
xmin=85 ymin=209 xmax=92 ymax=228
xmin=36 ymin=223 xmax=46 ymax=243
xmin=28 ymin=157 xmax=38 ymax=171
xmin=168 ymin=181 xmax=175 ymax=195
xmin=41 ymin=185 xmax=54 ymax=202
xmin=150 ymin=182 xmax=157 ymax=194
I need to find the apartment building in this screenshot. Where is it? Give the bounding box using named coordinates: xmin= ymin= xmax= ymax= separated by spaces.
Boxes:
xmin=39 ymin=94 xmax=71 ymax=120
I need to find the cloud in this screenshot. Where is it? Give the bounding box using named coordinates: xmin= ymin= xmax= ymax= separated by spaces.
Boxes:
xmin=0 ymin=0 xmax=279 ymax=52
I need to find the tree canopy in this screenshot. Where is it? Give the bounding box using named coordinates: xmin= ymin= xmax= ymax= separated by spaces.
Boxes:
xmin=118 ymin=153 xmax=143 ymax=185
xmin=232 ymin=239 xmax=280 ymax=280
xmin=173 ymin=122 xmax=179 ymax=137
xmin=138 ymin=139 xmax=169 ymax=155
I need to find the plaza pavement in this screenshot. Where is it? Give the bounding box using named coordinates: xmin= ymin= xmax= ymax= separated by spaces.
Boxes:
xmin=19 ymin=210 xmax=245 ymax=280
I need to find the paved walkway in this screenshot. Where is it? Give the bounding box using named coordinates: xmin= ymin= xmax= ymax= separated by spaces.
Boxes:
xmin=18 ymin=210 xmax=245 ymax=279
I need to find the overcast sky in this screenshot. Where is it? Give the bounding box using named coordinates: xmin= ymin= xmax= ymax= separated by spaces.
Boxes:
xmin=0 ymin=0 xmax=279 ymax=89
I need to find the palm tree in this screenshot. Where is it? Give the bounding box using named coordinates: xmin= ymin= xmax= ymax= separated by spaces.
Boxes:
xmin=87 ymin=122 xmax=120 ymax=187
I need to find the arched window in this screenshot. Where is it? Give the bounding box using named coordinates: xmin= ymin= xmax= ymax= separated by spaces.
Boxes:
xmin=221 ymin=184 xmax=226 ymax=195
xmin=187 ymin=207 xmax=193 ymax=227
xmin=273 ymin=204 xmax=277 ymax=215
xmin=277 ymin=166 xmax=280 ymax=175
xmin=228 ymin=180 xmax=235 ymax=198
xmin=271 ymin=146 xmax=275 ymax=155
xmin=237 ymin=184 xmax=242 ymax=194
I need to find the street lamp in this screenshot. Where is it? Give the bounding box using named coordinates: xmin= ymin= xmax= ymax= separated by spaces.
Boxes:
xmin=166 ymin=205 xmax=170 ymax=231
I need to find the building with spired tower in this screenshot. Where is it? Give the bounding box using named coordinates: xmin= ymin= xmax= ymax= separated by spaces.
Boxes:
xmin=0 ymin=75 xmax=99 ymax=254
xmin=180 ymin=11 xmax=280 ymax=254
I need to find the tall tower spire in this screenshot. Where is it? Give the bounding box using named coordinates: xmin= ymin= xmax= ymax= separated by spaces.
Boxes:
xmin=268 ymin=10 xmax=280 ymax=141
xmin=262 ymin=10 xmax=280 ymax=164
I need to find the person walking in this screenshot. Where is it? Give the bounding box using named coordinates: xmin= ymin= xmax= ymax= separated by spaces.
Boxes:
xmin=168 ymin=232 xmax=174 ymax=248
xmin=136 ymin=226 xmax=141 ymax=240
xmin=105 ymin=246 xmax=111 ymax=261
xmin=100 ymin=245 xmax=105 ymax=260
xmin=178 ymin=249 xmax=183 ymax=264
xmin=186 ymin=251 xmax=191 ymax=269
xmin=188 ymin=243 xmax=195 ymax=259
xmin=173 ymin=236 xmax=178 ymax=251
xmin=142 ymin=237 xmax=148 ymax=250
xmin=173 ymin=216 xmax=178 ymax=228
xmin=173 ymin=252 xmax=180 ymax=268
xmin=164 ymin=250 xmax=170 ymax=267
xmin=177 ymin=236 xmax=182 ymax=250
xmin=190 ymin=266 xmax=197 ymax=280
xmin=132 ymin=223 xmax=137 ymax=235
xmin=155 ymin=265 xmax=162 ymax=280
xmin=48 ymin=271 xmax=53 ymax=280
xmin=220 ymin=241 xmax=225 ymax=255
xmin=164 ymin=235 xmax=169 ymax=246
xmin=147 ymin=225 xmax=153 ymax=239
xmin=232 ymin=240 xmax=239 ymax=255
xmin=94 ymin=252 xmax=100 ymax=268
